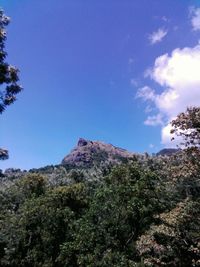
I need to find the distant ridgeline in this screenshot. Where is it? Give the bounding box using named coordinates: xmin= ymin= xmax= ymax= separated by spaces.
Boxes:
xmin=156 ymin=148 xmax=180 ymax=156
xmin=1 ymin=138 xmax=200 ymax=266
xmin=61 ymin=138 xmax=135 ymax=167
xmin=0 ymin=138 xmax=180 ymax=187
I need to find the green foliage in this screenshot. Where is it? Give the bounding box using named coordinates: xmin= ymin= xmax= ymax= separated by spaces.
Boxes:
xmin=171 ymin=106 xmax=200 ymax=148
xmin=0 ymin=181 xmax=88 ymax=267
xmin=1 ymin=148 xmax=200 ymax=266
xmin=1 ymin=163 xmax=166 ymax=266
xmin=0 ymin=9 xmax=22 ymax=160
xmin=1 ymin=107 xmax=200 ymax=266
xmin=69 ymin=170 xmax=84 ymax=183
xmin=2 ymin=150 xmax=200 ymax=266
xmin=57 ymin=164 xmax=166 ymax=266
xmin=18 ymin=174 xmax=47 ymax=198
xmin=136 ymin=199 xmax=200 ymax=266
xmin=0 ymin=9 xmax=22 ymax=114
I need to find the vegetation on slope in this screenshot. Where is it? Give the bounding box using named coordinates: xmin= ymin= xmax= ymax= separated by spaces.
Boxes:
xmin=1 ymin=116 xmax=200 ymax=266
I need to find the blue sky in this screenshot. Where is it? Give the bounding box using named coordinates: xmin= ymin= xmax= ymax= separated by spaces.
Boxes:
xmin=0 ymin=0 xmax=200 ymax=170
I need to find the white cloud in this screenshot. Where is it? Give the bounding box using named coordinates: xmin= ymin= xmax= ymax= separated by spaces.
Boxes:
xmin=148 ymin=28 xmax=168 ymax=45
xmin=150 ymin=46 xmax=200 ymax=88
xmin=144 ymin=105 xmax=153 ymax=113
xmin=130 ymin=78 xmax=138 ymax=87
xmin=161 ymin=124 xmax=174 ymax=147
xmin=189 ymin=7 xmax=200 ymax=31
xmin=161 ymin=16 xmax=169 ymax=22
xmin=136 ymin=86 xmax=156 ymax=101
xmin=144 ymin=114 xmax=163 ymax=126
xmin=161 ymin=123 xmax=184 ymax=148
xmin=137 ymin=43 xmax=200 ymax=146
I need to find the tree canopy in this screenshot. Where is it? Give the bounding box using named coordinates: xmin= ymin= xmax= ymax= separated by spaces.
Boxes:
xmin=0 ymin=9 xmax=22 ymax=160
xmin=171 ymin=107 xmax=200 ymax=148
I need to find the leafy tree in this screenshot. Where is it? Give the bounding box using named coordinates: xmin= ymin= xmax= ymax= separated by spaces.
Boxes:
xmin=0 ymin=182 xmax=88 ymax=267
xmin=170 ymin=107 xmax=200 ymax=198
xmin=171 ymin=107 xmax=200 ymax=148
xmin=0 ymin=148 xmax=8 ymax=160
xmin=136 ymin=198 xmax=200 ymax=267
xmin=0 ymin=9 xmax=22 ymax=160
xmin=58 ymin=164 xmax=166 ymax=266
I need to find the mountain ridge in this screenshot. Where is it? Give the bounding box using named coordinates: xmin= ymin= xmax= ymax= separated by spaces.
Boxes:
xmin=61 ymin=138 xmax=135 ymax=167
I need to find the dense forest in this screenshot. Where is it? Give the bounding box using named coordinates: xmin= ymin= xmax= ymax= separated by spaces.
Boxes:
xmin=1 ymin=8 xmax=200 ymax=267
xmin=1 ymin=107 xmax=200 ymax=266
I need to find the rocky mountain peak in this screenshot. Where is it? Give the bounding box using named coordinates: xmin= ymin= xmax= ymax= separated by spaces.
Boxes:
xmin=61 ymin=138 xmax=135 ymax=167
xmin=77 ymin=138 xmax=89 ymax=147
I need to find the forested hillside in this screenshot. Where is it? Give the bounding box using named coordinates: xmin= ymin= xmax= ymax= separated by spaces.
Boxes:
xmin=1 ymin=117 xmax=200 ymax=266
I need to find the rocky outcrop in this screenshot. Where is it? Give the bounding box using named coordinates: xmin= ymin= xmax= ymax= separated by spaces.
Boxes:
xmin=156 ymin=148 xmax=180 ymax=156
xmin=77 ymin=138 xmax=88 ymax=147
xmin=61 ymin=138 xmax=135 ymax=167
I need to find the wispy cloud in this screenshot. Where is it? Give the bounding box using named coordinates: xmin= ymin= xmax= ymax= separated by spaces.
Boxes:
xmin=161 ymin=16 xmax=169 ymax=22
xmin=144 ymin=105 xmax=153 ymax=113
xmin=130 ymin=78 xmax=138 ymax=87
xmin=189 ymin=7 xmax=200 ymax=31
xmin=136 ymin=86 xmax=155 ymax=101
xmin=144 ymin=114 xmax=163 ymax=126
xmin=136 ymin=43 xmax=200 ymax=147
xmin=148 ymin=28 xmax=168 ymax=45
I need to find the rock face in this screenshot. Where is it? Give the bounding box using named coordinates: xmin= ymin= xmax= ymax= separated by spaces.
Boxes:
xmin=61 ymin=138 xmax=135 ymax=167
xmin=77 ymin=138 xmax=88 ymax=147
